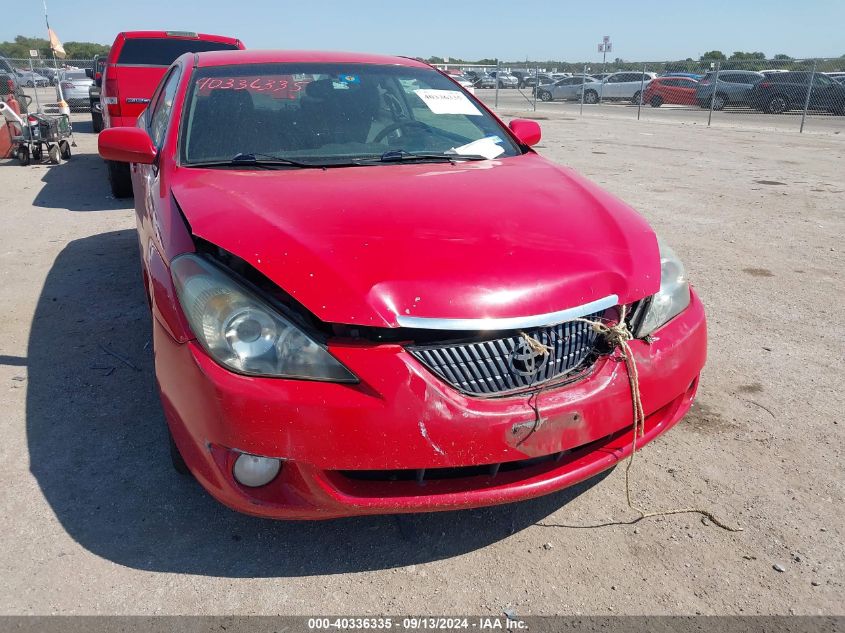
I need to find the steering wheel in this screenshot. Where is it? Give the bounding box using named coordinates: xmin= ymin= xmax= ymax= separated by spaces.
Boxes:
xmin=372 ymin=120 xmax=436 ymax=143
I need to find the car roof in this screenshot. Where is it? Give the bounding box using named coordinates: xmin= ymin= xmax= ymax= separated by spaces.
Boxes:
xmin=192 ymin=49 xmax=431 ymax=69
xmin=117 ymin=30 xmax=241 ymax=44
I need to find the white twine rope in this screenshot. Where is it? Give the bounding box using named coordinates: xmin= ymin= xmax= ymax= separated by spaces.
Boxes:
xmin=519 ymin=306 xmax=742 ymax=531
xmin=569 ymin=305 xmax=742 ymax=532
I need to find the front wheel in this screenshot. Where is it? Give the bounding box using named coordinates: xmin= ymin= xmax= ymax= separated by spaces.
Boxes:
xmin=766 ymin=95 xmax=789 ymax=114
xmin=583 ymin=89 xmax=599 ymax=104
xmin=538 ymin=90 xmax=553 ymax=102
xmin=632 ymin=91 xmax=642 ymax=104
xmin=91 ymin=111 xmax=103 ymax=132
xmin=650 ymin=95 xmax=663 ymax=107
xmin=711 ymin=93 xmax=727 ymax=110
xmin=107 ymin=160 xmax=133 ymax=198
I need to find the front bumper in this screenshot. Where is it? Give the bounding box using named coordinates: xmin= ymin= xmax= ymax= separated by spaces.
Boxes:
xmin=155 ymin=291 xmax=707 ymax=520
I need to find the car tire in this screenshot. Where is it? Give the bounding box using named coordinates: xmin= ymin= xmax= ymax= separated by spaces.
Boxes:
xmin=107 ymin=160 xmax=133 ymax=198
xmin=650 ymin=96 xmax=663 ymax=107
xmin=584 ymin=89 xmax=599 ymax=104
xmin=26 ymin=80 xmax=34 ymax=88
xmin=539 ymin=90 xmax=553 ymax=102
xmin=168 ymin=431 xmax=191 ymax=476
xmin=17 ymin=145 xmax=30 ymax=166
xmin=766 ymin=95 xmax=789 ymax=114
xmin=711 ymin=93 xmax=727 ymax=110
xmin=497 ymin=81 xmax=504 ymax=89
xmin=632 ymin=91 xmax=642 ymax=104
xmin=91 ymin=112 xmax=103 ymax=133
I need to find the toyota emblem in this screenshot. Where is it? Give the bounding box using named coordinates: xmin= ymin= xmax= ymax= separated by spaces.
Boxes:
xmin=509 ymin=337 xmax=551 ymax=379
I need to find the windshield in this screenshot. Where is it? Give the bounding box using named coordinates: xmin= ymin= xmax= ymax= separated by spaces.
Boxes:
xmin=180 ymin=62 xmax=522 ymax=166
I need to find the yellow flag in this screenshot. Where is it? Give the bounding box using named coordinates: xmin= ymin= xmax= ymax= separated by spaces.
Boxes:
xmin=48 ymin=28 xmax=66 ymax=58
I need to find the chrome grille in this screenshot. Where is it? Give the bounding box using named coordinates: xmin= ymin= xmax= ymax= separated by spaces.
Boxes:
xmin=407 ymin=312 xmax=602 ymax=396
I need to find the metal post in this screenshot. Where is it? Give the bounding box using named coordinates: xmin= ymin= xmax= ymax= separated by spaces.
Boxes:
xmin=636 ymin=63 xmax=646 ymax=120
xmin=800 ymin=59 xmax=817 ymax=134
xmin=494 ymin=60 xmax=500 ymax=109
xmin=28 ymin=57 xmax=42 ymax=112
xmin=533 ymin=61 xmax=538 ymax=111
xmin=707 ymin=61 xmax=720 ymax=127
xmin=580 ymin=63 xmax=587 ymax=115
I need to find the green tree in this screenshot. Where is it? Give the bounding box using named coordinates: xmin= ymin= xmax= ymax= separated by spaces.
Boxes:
xmin=773 ymin=53 xmax=793 ymax=61
xmin=729 ymin=51 xmax=766 ymax=60
xmin=700 ymin=50 xmax=726 ymax=61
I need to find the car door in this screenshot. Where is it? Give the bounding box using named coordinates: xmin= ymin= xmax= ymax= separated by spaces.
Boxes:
xmin=809 ymin=73 xmax=840 ymax=110
xmin=134 ymin=66 xmax=182 ymax=258
xmin=671 ymin=78 xmax=698 ymax=105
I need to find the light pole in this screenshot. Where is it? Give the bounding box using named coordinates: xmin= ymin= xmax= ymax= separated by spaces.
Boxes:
xmin=597 ymin=36 xmax=612 ymax=102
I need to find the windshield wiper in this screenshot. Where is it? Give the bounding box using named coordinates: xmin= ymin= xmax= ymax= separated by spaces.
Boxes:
xmin=354 ymin=149 xmax=490 ymax=164
xmin=188 ymin=152 xmax=316 ymax=169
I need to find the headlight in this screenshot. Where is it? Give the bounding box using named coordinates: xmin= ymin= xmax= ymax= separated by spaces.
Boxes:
xmin=170 ymin=254 xmax=356 ymax=382
xmin=635 ymin=239 xmax=691 ymax=338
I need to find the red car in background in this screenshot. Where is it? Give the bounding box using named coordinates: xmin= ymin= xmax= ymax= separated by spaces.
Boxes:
xmin=643 ymin=76 xmax=699 ymax=107
xmin=98 ymin=50 xmax=705 ymax=520
xmin=101 ymin=31 xmax=244 ymax=197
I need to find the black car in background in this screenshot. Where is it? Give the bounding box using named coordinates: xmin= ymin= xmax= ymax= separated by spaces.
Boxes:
xmin=0 ymin=56 xmax=29 ymax=112
xmin=749 ymin=71 xmax=845 ymax=114
xmin=85 ymin=54 xmax=107 ymax=131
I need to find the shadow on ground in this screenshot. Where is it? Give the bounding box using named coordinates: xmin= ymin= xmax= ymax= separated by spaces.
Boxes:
xmin=26 ymin=229 xmax=604 ymax=578
xmin=13 ymin=121 xmax=133 ymax=212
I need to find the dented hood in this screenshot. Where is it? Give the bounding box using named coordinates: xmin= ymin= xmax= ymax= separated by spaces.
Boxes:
xmin=171 ymin=153 xmax=660 ymax=328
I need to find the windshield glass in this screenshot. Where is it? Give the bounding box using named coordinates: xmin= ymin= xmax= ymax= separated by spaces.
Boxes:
xmin=180 ymin=62 xmax=522 ymax=166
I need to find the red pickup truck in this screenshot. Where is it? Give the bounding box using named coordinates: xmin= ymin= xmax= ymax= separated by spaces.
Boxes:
xmin=101 ymin=30 xmax=244 ymax=197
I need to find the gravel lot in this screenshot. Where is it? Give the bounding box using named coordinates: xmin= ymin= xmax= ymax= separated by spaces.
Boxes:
xmin=0 ymin=105 xmax=842 ymax=616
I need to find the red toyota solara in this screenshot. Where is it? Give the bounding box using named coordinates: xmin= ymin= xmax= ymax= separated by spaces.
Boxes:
xmin=98 ymin=50 xmax=705 ymax=520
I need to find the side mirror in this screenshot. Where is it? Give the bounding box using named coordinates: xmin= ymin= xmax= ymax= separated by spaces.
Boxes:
xmin=508 ymin=119 xmax=541 ymax=147
xmin=99 ymin=127 xmax=157 ymax=164
xmin=85 ymin=68 xmax=93 ymax=79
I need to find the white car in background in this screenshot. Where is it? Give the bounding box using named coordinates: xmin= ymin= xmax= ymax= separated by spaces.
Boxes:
xmin=56 ymin=69 xmax=94 ymax=110
xmin=536 ymin=76 xmax=600 ymax=102
xmin=592 ymin=71 xmax=658 ymax=103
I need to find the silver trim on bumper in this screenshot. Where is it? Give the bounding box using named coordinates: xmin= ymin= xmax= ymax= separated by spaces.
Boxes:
xmin=395 ymin=294 xmax=619 ymax=331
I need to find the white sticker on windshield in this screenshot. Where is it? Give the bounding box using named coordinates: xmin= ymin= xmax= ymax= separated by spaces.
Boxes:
xmin=414 ymin=89 xmax=482 ymax=116
xmin=449 ymin=136 xmax=505 ymax=160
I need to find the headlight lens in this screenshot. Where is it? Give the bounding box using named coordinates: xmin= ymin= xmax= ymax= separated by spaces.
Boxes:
xmin=171 ymin=254 xmax=356 ymax=382
xmin=635 ymin=239 xmax=691 ymax=337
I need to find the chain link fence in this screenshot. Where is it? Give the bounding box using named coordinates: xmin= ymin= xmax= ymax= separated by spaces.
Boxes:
xmin=435 ymin=58 xmax=845 ymax=133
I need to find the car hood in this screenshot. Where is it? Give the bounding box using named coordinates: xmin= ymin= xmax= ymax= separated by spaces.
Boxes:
xmin=171 ymin=153 xmax=659 ymax=329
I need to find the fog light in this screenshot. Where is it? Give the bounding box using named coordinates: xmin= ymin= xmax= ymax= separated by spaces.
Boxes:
xmin=232 ymin=453 xmax=281 ymax=487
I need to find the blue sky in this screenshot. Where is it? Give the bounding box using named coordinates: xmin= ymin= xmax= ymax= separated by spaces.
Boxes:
xmin=6 ymin=0 xmax=845 ymax=61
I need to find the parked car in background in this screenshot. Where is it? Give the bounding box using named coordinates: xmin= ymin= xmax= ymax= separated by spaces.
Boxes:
xmin=100 ymin=30 xmax=244 ymax=197
xmin=0 ymin=56 xmax=29 ymax=112
xmin=38 ymin=67 xmax=58 ymax=86
xmin=536 ymin=76 xmax=599 ymax=102
xmin=643 ymin=76 xmax=699 ymax=107
xmin=759 ymin=69 xmax=790 ymax=77
xmin=56 ymin=69 xmax=93 ymax=110
xmin=86 ymin=54 xmax=107 ymax=131
xmin=522 ymin=73 xmax=554 ymax=88
xmin=748 ymin=71 xmax=845 ymax=114
xmin=661 ymin=72 xmax=703 ymax=81
xmin=487 ymin=71 xmax=519 ymax=88
xmin=590 ymin=72 xmax=612 ymax=81
xmin=443 ymin=70 xmax=475 ymax=94
xmin=14 ymin=68 xmax=49 ymax=87
xmin=590 ymin=71 xmax=657 ymax=103
xmin=824 ymin=72 xmax=845 ymax=83
xmin=98 ymin=49 xmax=705 ymax=520
xmin=695 ymin=70 xmax=764 ymax=110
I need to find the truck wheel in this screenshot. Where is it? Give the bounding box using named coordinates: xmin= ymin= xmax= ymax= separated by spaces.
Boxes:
xmin=91 ymin=111 xmax=103 ymax=133
xmin=107 ymin=160 xmax=133 ymax=198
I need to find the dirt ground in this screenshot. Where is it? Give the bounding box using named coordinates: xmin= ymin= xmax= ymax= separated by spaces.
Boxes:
xmin=0 ymin=107 xmax=842 ymax=616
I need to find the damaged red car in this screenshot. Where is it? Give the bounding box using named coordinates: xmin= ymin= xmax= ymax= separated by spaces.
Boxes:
xmin=98 ymin=50 xmax=705 ymax=519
